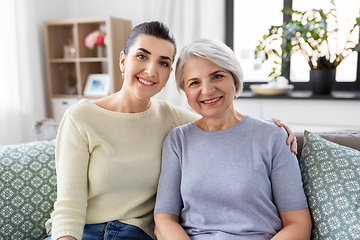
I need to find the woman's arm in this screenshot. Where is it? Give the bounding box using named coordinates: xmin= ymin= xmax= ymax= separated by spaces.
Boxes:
xmin=154 ymin=213 xmax=191 ymax=240
xmin=51 ymin=112 xmax=90 ymax=239
xmin=271 ymin=118 xmax=297 ymax=154
xmin=271 ymin=208 xmax=312 ymax=240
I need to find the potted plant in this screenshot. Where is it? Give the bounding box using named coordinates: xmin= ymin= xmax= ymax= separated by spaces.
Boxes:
xmin=255 ymin=0 xmax=360 ymax=94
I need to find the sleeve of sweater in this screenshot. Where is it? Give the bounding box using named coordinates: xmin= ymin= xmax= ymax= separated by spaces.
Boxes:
xmin=270 ymin=127 xmax=308 ymax=212
xmin=50 ymin=111 xmax=90 ymax=240
xmin=154 ymin=129 xmax=183 ymax=216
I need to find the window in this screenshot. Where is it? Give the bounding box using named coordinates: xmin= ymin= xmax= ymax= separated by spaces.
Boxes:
xmin=227 ymin=0 xmax=360 ymax=91
xmin=233 ymin=1 xmax=283 ymax=82
xmin=291 ymin=0 xmax=359 ymax=82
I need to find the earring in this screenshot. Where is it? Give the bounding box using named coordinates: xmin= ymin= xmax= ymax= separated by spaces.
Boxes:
xmin=163 ymin=84 xmax=166 ymax=90
xmin=121 ymin=71 xmax=124 ymax=79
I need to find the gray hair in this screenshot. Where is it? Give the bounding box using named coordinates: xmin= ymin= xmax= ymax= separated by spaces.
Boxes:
xmin=175 ymin=39 xmax=244 ymax=97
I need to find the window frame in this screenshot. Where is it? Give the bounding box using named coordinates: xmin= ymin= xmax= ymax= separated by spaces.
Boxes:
xmin=226 ymin=0 xmax=360 ymax=91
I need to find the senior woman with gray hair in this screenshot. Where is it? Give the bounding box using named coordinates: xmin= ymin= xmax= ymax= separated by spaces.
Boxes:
xmin=154 ymin=39 xmax=311 ymax=240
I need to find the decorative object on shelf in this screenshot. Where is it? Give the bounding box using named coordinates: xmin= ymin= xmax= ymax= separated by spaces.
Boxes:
xmin=310 ymin=69 xmax=336 ymax=95
xmin=97 ymin=45 xmax=106 ymax=58
xmin=63 ymin=39 xmax=76 ymax=58
xmin=32 ymin=118 xmax=60 ymax=141
xmin=250 ymin=76 xmax=294 ymax=95
xmin=250 ymin=85 xmax=294 ymax=96
xmin=57 ymin=64 xmax=77 ymax=95
xmin=255 ymin=0 xmax=360 ymax=94
xmin=83 ymin=73 xmax=110 ymax=97
xmin=85 ymin=30 xmax=107 ymax=57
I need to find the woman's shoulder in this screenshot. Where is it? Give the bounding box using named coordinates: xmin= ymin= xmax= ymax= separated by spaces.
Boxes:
xmin=61 ymin=99 xmax=104 ymax=125
xmin=66 ymin=99 xmax=94 ymax=114
xmin=245 ymin=116 xmax=287 ymax=139
xmin=162 ymin=122 xmax=196 ymax=150
xmin=246 ymin=115 xmax=278 ymax=129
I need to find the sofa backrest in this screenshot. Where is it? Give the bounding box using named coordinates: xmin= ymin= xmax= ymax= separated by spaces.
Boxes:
xmin=295 ymin=130 xmax=360 ymax=160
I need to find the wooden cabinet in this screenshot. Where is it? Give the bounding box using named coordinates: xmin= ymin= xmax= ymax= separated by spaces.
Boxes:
xmin=44 ymin=17 xmax=131 ymax=119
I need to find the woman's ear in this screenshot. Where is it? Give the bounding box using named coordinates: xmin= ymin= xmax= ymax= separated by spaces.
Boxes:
xmin=180 ymin=82 xmax=185 ymax=91
xmin=234 ymin=79 xmax=239 ymax=91
xmin=119 ymin=51 xmax=125 ymax=72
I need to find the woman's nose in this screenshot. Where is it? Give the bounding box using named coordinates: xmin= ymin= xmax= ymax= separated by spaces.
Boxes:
xmin=144 ymin=61 xmax=156 ymax=77
xmin=202 ymin=81 xmax=215 ymax=95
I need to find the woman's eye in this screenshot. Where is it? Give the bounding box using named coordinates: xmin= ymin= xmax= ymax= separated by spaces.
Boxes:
xmin=137 ymin=54 xmax=147 ymax=60
xmin=213 ymin=74 xmax=224 ymax=80
xmin=160 ymin=61 xmax=169 ymax=67
xmin=189 ymin=81 xmax=199 ymax=87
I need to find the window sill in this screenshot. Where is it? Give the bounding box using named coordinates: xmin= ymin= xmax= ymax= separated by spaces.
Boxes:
xmin=237 ymin=90 xmax=360 ymax=100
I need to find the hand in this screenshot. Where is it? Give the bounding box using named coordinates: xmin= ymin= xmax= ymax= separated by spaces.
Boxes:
xmin=272 ymin=208 xmax=312 ymax=239
xmin=58 ymin=236 xmax=77 ymax=240
xmin=154 ymin=213 xmax=191 ymax=240
xmin=271 ymin=118 xmax=297 ymax=155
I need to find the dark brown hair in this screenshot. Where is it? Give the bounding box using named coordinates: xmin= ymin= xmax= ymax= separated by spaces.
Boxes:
xmin=123 ymin=21 xmax=177 ymax=61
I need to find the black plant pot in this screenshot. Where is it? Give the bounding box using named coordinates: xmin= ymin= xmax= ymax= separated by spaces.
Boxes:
xmin=310 ymin=69 xmax=336 ymax=95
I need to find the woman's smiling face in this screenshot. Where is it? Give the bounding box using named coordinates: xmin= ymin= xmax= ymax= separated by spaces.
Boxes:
xmin=120 ymin=34 xmax=175 ymax=101
xmin=182 ymin=57 xmax=237 ymax=121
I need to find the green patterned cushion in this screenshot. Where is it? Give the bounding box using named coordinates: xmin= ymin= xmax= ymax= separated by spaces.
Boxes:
xmin=300 ymin=130 xmax=360 ymax=239
xmin=0 ymin=140 xmax=57 ymax=240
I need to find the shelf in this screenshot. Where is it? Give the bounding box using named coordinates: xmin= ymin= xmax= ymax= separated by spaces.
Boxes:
xmin=44 ymin=17 xmax=132 ymax=119
xmin=49 ymin=58 xmax=108 ymax=63
xmin=238 ymin=90 xmax=360 ymax=100
xmin=78 ymin=57 xmax=108 ymax=62
xmin=49 ymin=58 xmax=77 ymax=63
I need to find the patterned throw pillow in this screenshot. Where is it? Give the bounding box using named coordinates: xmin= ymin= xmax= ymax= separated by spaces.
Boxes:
xmin=0 ymin=140 xmax=57 ymax=240
xmin=300 ymin=130 xmax=360 ymax=240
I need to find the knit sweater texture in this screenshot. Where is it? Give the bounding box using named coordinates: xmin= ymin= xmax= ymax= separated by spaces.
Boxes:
xmin=49 ymin=98 xmax=199 ymax=240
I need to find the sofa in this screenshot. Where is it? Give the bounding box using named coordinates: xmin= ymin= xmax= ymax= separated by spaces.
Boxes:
xmin=0 ymin=130 xmax=359 ymax=240
xmin=0 ymin=139 xmax=56 ymax=240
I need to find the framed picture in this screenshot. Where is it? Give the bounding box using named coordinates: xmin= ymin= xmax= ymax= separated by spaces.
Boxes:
xmin=83 ymin=74 xmax=110 ymax=97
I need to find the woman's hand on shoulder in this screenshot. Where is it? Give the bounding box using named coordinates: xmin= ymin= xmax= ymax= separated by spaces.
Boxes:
xmin=271 ymin=118 xmax=297 ymax=154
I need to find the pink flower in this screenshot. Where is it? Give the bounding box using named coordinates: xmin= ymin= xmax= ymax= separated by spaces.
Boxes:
xmin=84 ymin=30 xmax=106 ymax=49
xmin=96 ymin=34 xmax=104 ymax=45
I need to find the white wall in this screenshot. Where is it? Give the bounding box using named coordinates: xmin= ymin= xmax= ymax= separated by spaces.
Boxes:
xmin=1 ymin=0 xmax=72 ymax=145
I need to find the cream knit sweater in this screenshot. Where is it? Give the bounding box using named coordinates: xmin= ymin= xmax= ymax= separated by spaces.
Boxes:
xmin=49 ymin=99 xmax=199 ymax=240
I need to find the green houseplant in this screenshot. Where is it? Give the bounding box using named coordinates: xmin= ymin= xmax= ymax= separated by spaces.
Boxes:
xmin=255 ymin=0 xmax=360 ymax=94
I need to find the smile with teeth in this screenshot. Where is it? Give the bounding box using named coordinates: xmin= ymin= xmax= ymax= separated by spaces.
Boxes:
xmin=138 ymin=77 xmax=155 ymax=85
xmin=202 ymin=96 xmax=222 ymax=104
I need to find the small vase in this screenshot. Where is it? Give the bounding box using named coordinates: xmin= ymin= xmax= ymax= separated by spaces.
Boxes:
xmin=310 ymin=69 xmax=336 ymax=95
xmin=97 ymin=45 xmax=106 ymax=57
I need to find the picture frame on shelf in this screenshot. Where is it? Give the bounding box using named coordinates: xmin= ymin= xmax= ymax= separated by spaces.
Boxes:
xmin=83 ymin=74 xmax=110 ymax=97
